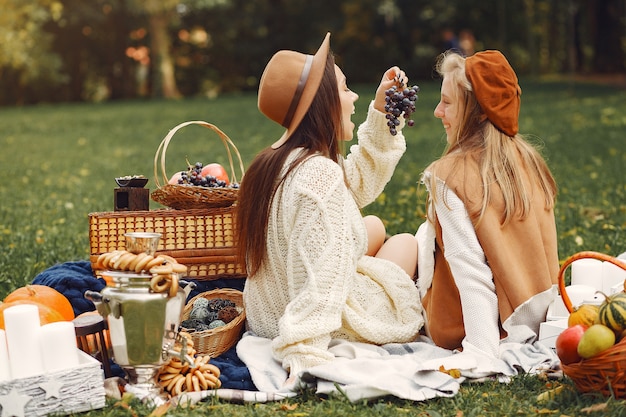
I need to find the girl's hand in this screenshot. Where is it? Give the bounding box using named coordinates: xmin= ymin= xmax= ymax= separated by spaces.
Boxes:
xmin=373 ymin=67 xmax=408 ymax=113
xmin=282 ymin=374 xmax=297 ymax=389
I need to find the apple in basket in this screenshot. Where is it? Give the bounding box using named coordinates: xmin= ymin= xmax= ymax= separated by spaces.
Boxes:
xmin=555 ymin=324 xmax=586 ymax=365
xmin=201 ymin=163 xmax=229 ymax=184
xmin=168 ymin=171 xmax=183 ymax=185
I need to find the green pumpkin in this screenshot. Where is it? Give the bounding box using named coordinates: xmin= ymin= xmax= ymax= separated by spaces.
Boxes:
xmin=597 ymin=292 xmax=626 ymax=333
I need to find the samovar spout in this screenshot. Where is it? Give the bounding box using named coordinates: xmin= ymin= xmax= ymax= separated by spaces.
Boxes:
xmin=165 ymin=332 xmax=196 ymax=368
xmin=166 ymin=348 xmax=196 ymax=368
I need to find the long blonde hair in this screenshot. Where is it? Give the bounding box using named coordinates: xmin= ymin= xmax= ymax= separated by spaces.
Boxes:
xmin=427 ymin=51 xmax=557 ymax=226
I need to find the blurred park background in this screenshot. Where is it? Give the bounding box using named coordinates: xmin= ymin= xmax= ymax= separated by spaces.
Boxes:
xmin=2 ymin=0 xmax=625 ymax=106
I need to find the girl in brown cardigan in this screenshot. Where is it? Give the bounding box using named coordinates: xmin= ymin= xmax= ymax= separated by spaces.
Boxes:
xmin=415 ymin=50 xmax=559 ymax=358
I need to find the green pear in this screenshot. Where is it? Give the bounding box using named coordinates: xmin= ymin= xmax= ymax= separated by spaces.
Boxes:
xmin=577 ymin=324 xmax=616 ymax=359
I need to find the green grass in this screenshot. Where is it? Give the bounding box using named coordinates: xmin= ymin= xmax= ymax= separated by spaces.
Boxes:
xmin=0 ymin=78 xmax=625 ymax=415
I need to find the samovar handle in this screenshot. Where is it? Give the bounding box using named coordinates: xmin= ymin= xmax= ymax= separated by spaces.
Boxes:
xmin=84 ymin=290 xmax=121 ymax=318
xmin=179 ymin=280 xmax=197 ymax=299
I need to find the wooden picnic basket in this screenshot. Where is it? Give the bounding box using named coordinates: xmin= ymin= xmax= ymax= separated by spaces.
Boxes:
xmin=151 ymin=120 xmax=245 ymax=210
xmin=88 ymin=207 xmax=246 ymax=280
xmin=558 ymin=251 xmax=626 ymax=398
xmin=180 ymin=288 xmax=246 ymax=357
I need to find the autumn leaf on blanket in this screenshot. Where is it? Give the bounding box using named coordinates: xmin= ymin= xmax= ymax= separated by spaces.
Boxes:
xmin=438 ymin=365 xmax=461 ymax=378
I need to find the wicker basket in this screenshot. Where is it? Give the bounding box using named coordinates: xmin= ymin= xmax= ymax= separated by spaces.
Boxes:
xmin=88 ymin=208 xmax=246 ymax=280
xmin=151 ymin=120 xmax=245 ymax=210
xmin=558 ymin=251 xmax=626 ymax=397
xmin=181 ymin=289 xmax=246 ymax=357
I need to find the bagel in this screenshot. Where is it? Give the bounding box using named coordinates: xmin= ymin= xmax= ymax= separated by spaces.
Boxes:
xmin=150 ymin=274 xmax=170 ymax=293
xmin=150 ymin=264 xmax=173 ymax=275
xmin=102 ymin=250 xmax=120 ymax=269
xmin=159 ymin=254 xmax=178 ymax=264
xmin=145 ymin=255 xmax=166 ymax=271
xmin=134 ymin=254 xmax=154 ymax=273
xmin=115 ymin=251 xmax=136 ymax=270
xmin=168 ymin=275 xmax=179 ymax=297
xmin=195 ymin=370 xmax=209 ymax=390
xmin=171 ymin=262 xmax=188 ymax=274
xmin=128 ymin=252 xmax=147 ymax=271
xmin=96 ymin=252 xmax=110 ymax=270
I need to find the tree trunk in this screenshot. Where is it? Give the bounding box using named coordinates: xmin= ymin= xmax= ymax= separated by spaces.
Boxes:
xmin=524 ymin=0 xmax=538 ymax=76
xmin=591 ymin=0 xmax=626 ymax=72
xmin=148 ymin=11 xmax=181 ymax=98
xmin=107 ymin=1 xmax=131 ymax=99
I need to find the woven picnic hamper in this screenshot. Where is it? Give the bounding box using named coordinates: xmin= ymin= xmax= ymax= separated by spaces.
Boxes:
xmin=181 ymin=289 xmax=246 ymax=357
xmin=559 ymin=251 xmax=626 ymax=398
xmin=151 ymin=120 xmax=245 ymax=210
xmin=88 ymin=207 xmax=246 ymax=280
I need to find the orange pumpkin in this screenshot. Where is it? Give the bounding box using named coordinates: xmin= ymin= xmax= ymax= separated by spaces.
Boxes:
xmin=0 ymin=300 xmax=65 ymax=330
xmin=4 ymin=284 xmax=74 ymax=321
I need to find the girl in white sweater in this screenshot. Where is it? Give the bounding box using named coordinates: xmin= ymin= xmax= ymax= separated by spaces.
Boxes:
xmin=236 ymin=33 xmax=423 ymax=380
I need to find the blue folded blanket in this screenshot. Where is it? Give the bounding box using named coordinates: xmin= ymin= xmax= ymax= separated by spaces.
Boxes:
xmin=32 ymin=261 xmax=106 ymax=317
xmin=32 ymin=260 xmax=255 ymax=390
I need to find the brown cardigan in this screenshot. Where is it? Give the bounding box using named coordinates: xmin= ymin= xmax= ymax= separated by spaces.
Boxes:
xmin=422 ymin=151 xmax=559 ymax=350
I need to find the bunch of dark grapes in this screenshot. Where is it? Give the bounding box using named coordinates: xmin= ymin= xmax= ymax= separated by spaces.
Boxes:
xmin=177 ymin=162 xmax=228 ymax=188
xmin=384 ymin=85 xmax=420 ymax=135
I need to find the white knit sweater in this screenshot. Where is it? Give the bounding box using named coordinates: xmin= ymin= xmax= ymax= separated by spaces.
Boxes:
xmin=243 ymin=102 xmax=423 ymax=376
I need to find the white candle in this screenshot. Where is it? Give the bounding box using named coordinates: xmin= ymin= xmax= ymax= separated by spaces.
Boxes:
xmin=603 ymin=261 xmax=626 ymax=294
xmin=0 ymin=330 xmax=11 ymax=381
xmin=571 ymin=258 xmax=603 ymax=291
xmin=40 ymin=321 xmax=80 ymax=373
xmin=566 ymin=284 xmax=596 ymax=310
xmin=4 ymin=304 xmax=45 ymax=379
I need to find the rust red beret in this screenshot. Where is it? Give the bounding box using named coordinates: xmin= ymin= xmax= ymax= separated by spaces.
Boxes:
xmin=465 ymin=50 xmax=521 ymax=137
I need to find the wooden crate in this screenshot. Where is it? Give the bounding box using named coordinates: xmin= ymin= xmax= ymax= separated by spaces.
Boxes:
xmin=89 ymin=207 xmax=245 ymax=280
xmin=0 ymin=350 xmax=105 ymax=416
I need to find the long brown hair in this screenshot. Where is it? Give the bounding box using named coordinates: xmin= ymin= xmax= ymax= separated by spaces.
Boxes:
xmin=427 ymin=51 xmax=557 ymax=226
xmin=236 ymin=52 xmax=343 ymax=276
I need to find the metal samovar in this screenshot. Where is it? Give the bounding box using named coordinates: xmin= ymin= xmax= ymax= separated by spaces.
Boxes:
xmin=85 ymin=233 xmax=195 ymax=405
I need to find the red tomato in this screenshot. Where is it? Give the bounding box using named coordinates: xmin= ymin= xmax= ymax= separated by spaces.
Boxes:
xmin=555 ymin=324 xmax=586 ymax=365
xmin=201 ymin=163 xmax=229 ymax=184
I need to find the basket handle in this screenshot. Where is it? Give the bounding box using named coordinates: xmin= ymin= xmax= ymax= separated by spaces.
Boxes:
xmin=557 ymin=251 xmax=626 ymax=313
xmin=153 ymin=121 xmax=245 ymax=188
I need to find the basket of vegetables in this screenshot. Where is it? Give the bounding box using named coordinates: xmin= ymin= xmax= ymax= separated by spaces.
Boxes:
xmin=557 ymin=251 xmax=626 ymax=397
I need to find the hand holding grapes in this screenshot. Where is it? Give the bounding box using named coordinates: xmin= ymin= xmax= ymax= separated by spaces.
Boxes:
xmin=373 ymin=67 xmax=406 ymax=112
xmin=374 ymin=67 xmax=420 ymax=136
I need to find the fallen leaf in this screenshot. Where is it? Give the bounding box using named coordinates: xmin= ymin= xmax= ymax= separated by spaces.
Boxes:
xmin=148 ymin=402 xmax=171 ymax=417
xmin=280 ymin=403 xmax=298 ymax=411
xmin=581 ymin=402 xmax=608 ymax=413
xmin=438 ymin=365 xmax=461 ymax=378
xmin=536 ymin=385 xmax=564 ymax=402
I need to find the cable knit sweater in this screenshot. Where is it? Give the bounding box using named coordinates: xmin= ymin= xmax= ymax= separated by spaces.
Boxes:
xmin=243 ymin=102 xmax=423 ymax=376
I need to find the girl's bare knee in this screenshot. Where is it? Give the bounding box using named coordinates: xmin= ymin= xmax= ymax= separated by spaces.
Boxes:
xmin=363 ymin=215 xmax=386 ymax=256
xmin=377 ymin=233 xmax=418 ymax=277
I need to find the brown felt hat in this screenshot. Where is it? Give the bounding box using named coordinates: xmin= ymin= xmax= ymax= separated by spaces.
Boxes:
xmin=258 ymin=33 xmax=331 ymax=149
xmin=465 ymin=50 xmax=522 ymax=137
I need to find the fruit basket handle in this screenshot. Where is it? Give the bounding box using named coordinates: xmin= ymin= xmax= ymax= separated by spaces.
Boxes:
xmin=558 ymin=251 xmax=626 ymax=313
xmin=153 ymin=120 xmax=245 ymax=188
